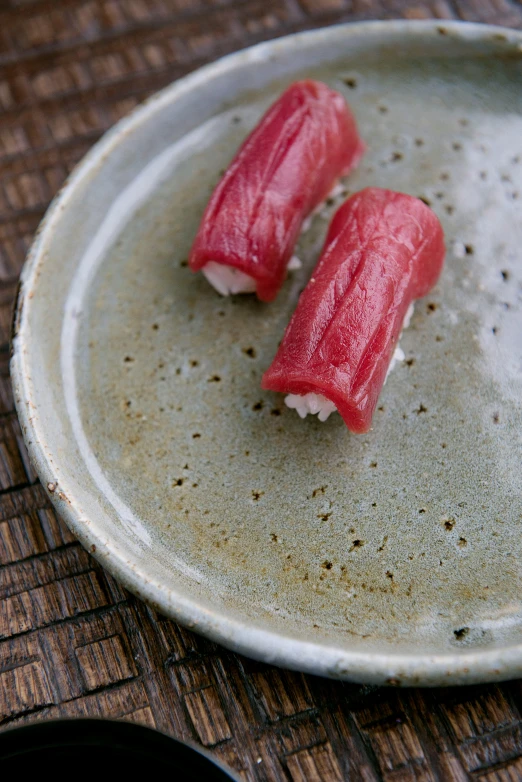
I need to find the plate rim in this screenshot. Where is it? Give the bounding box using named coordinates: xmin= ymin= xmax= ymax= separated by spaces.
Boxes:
xmin=11 ymin=19 xmax=522 ymax=686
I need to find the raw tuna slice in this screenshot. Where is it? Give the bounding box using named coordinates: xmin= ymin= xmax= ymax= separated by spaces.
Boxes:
xmin=189 ymin=80 xmax=365 ymax=302
xmin=262 ymin=188 xmax=445 ymax=433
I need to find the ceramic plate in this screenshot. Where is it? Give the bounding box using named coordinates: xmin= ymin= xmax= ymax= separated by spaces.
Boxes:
xmin=12 ymin=21 xmax=522 ymax=685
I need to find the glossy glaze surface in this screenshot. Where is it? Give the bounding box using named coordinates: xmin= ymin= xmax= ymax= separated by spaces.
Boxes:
xmin=11 ymin=21 xmax=522 ymax=684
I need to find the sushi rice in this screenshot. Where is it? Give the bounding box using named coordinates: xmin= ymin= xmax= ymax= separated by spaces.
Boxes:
xmin=202 ymin=255 xmax=302 ymax=296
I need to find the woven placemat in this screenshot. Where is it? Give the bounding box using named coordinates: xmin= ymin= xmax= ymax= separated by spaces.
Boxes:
xmin=2 ymin=1 xmax=522 ymax=779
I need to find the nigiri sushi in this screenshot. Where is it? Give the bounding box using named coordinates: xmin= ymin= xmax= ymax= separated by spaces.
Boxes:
xmin=262 ymin=188 xmax=445 ymax=433
xmin=189 ymin=80 xmax=365 ymax=302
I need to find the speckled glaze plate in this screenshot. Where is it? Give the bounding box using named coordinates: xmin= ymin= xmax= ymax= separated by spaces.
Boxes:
xmin=12 ymin=21 xmax=522 ymax=686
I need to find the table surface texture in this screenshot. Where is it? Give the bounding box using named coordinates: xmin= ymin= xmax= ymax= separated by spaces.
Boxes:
xmin=1 ymin=1 xmax=522 ymax=780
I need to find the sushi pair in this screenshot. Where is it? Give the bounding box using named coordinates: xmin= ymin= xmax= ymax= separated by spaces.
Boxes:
xmin=189 ymin=81 xmax=445 ymax=433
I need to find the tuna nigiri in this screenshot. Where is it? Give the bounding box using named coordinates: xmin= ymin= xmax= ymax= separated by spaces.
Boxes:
xmin=189 ymin=80 xmax=365 ymax=302
xmin=262 ymin=188 xmax=445 ymax=433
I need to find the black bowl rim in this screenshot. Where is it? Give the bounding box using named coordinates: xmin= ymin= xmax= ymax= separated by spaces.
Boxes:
xmin=0 ymin=717 xmax=241 ymax=779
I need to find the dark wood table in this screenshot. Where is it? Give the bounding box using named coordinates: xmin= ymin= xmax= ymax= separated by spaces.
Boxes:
xmin=1 ymin=1 xmax=522 ymax=779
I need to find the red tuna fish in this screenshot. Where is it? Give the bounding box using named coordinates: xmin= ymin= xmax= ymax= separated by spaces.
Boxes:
xmin=262 ymin=187 xmax=445 ymax=433
xmin=189 ymin=80 xmax=365 ymax=302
